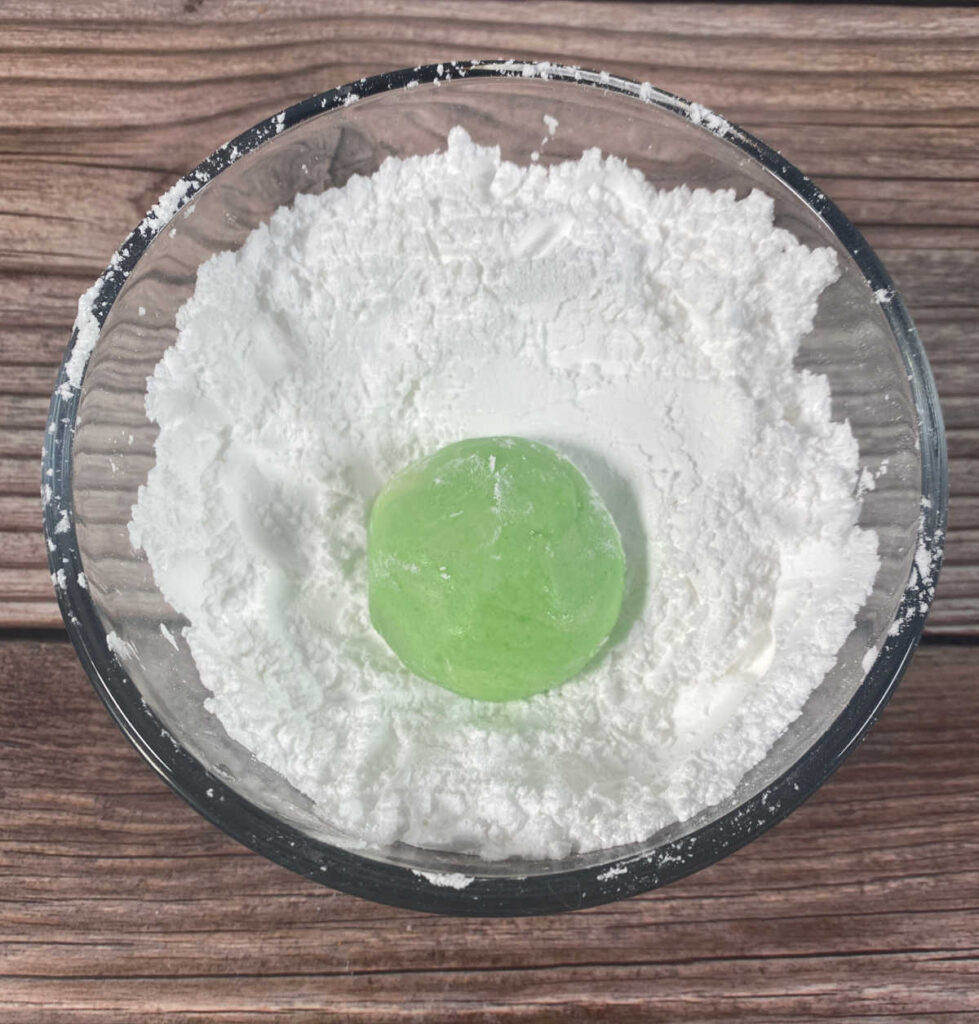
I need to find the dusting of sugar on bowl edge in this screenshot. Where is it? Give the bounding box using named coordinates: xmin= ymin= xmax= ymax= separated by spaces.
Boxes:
xmin=412 ymin=870 xmax=475 ymax=890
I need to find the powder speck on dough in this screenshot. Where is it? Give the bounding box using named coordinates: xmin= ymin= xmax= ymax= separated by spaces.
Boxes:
xmin=131 ymin=128 xmax=879 ymax=861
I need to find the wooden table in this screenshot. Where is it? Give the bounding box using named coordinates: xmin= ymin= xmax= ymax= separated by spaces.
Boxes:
xmin=2 ymin=3 xmax=977 ymax=1020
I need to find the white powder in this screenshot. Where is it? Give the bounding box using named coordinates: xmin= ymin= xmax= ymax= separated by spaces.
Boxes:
xmin=688 ymin=102 xmax=731 ymax=138
xmin=411 ymin=869 xmax=475 ymax=889
xmin=106 ymin=630 xmax=138 ymax=663
xmin=130 ymin=128 xmax=879 ymax=861
xmin=160 ymin=623 xmax=180 ymax=650
xmin=142 ymin=178 xmax=193 ymax=235
xmin=62 ymin=279 xmax=103 ymax=396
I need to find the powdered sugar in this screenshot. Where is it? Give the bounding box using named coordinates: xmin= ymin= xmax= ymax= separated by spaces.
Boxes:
xmin=412 ymin=870 xmax=475 ymax=889
xmin=140 ymin=178 xmax=193 ymax=237
xmin=106 ymin=630 xmax=138 ymax=663
xmin=688 ymin=102 xmax=731 ymax=138
xmin=889 ymin=499 xmax=942 ymax=636
xmin=59 ymin=177 xmax=198 ymax=400
xmin=160 ymin=623 xmax=180 ymax=650
xmin=61 ymin=279 xmax=103 ymax=396
xmin=130 ymin=128 xmax=879 ymax=861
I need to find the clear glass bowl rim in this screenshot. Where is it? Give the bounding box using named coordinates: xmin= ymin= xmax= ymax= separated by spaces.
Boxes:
xmin=41 ymin=59 xmax=948 ymax=916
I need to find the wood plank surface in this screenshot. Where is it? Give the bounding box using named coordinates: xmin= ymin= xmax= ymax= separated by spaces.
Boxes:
xmin=1 ymin=1 xmax=977 ymax=632
xmin=2 ymin=6 xmax=978 ymax=1018
xmin=1 ymin=639 xmax=977 ymax=1021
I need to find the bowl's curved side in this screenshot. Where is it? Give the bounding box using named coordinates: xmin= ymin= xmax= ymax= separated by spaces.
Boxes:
xmin=42 ymin=59 xmax=947 ymax=916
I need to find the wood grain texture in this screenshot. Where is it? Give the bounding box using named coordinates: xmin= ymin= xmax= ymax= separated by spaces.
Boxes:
xmin=1 ymin=1 xmax=977 ymax=632
xmin=0 ymin=639 xmax=977 ymax=1021
xmin=2 ymin=11 xmax=978 ymax=1020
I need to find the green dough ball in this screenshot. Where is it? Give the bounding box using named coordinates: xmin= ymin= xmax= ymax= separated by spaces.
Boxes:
xmin=367 ymin=437 xmax=625 ymax=702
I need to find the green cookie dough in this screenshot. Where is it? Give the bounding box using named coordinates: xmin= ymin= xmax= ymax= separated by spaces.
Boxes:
xmin=367 ymin=437 xmax=625 ymax=701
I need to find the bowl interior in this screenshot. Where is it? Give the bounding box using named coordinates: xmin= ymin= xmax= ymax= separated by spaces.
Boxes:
xmin=70 ymin=71 xmax=924 ymax=880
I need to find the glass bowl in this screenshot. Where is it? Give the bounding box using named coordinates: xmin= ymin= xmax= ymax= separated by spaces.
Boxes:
xmin=42 ymin=60 xmax=947 ymax=916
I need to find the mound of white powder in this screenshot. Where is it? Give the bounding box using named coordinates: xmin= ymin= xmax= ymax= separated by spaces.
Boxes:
xmin=130 ymin=127 xmax=879 ymax=860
